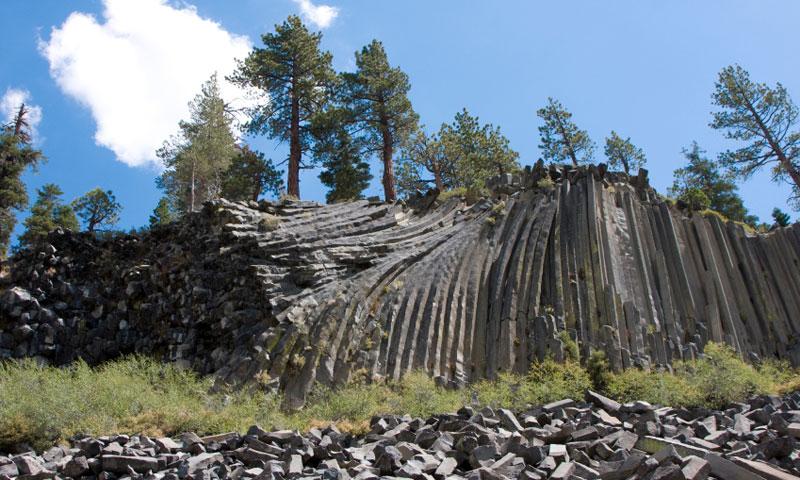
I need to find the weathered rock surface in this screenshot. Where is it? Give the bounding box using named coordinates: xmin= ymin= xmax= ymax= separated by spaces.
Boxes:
xmin=1 ymin=165 xmax=800 ymax=406
xmin=5 ymin=391 xmax=800 ymax=479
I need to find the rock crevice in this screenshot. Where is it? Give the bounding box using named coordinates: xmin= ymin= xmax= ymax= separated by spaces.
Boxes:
xmin=2 ymin=165 xmax=799 ymax=405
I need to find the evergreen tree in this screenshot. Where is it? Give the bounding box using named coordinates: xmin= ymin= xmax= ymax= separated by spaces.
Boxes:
xmin=18 ymin=184 xmax=78 ymax=249
xmin=537 ymin=97 xmax=594 ymax=166
xmin=71 ymin=188 xmax=122 ymax=232
xmin=0 ymin=104 xmax=44 ymax=256
xmin=157 ymin=74 xmax=237 ymax=213
xmin=395 ymin=129 xmax=453 ymax=197
xmin=229 ymin=15 xmax=335 ymax=198
xmin=311 ymin=108 xmax=371 ymax=203
xmin=604 ymin=131 xmax=646 ymax=175
xmin=710 ymin=65 xmax=800 ymax=208
xmin=221 ymin=146 xmax=283 ymax=202
xmin=669 ymin=142 xmax=754 ymax=223
xmin=772 ymin=208 xmax=791 ymax=227
xmin=149 ymin=197 xmax=175 ymax=227
xmin=341 ymin=40 xmax=418 ymax=202
xmin=439 ymin=109 xmax=519 ymax=192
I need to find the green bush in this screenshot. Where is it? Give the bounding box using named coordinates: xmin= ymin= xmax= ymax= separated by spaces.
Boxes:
xmin=605 ymin=367 xmax=700 ymax=407
xmin=2 ymin=343 xmax=798 ymax=450
xmin=0 ymin=357 xmax=280 ymax=451
xmin=587 ymin=349 xmax=612 ymax=391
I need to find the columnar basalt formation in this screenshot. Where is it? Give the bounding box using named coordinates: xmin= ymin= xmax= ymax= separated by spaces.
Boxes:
xmin=1 ymin=165 xmax=799 ymax=406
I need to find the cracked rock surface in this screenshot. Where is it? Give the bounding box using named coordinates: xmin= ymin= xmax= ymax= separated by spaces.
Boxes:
xmin=1 ymin=165 xmax=799 ymax=406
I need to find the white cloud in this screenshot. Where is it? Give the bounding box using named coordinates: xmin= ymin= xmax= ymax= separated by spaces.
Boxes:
xmin=292 ymin=0 xmax=339 ymax=29
xmin=39 ymin=0 xmax=255 ymax=168
xmin=1 ymin=88 xmax=43 ymax=141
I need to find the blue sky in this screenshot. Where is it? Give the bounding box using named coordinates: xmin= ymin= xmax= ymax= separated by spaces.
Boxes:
xmin=2 ymin=0 xmax=798 ymax=244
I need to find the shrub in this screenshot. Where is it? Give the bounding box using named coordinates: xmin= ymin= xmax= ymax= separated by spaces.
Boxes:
xmin=587 ymin=349 xmax=612 ymax=391
xmin=680 ymin=188 xmax=710 ymax=211
xmin=557 ymin=330 xmax=580 ymax=362
xmin=605 ymin=367 xmax=700 ymax=407
xmin=536 ymin=177 xmax=555 ymax=190
xmin=673 ymin=342 xmax=771 ymax=409
xmin=437 ymin=187 xmax=468 ymax=202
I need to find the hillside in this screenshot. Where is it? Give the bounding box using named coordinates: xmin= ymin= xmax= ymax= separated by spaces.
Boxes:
xmin=1 ymin=164 xmax=799 ymax=408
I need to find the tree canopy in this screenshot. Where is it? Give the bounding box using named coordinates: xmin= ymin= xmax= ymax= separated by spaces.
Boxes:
xmin=604 ymin=131 xmax=646 ymax=175
xmin=669 ymin=142 xmax=755 ymax=224
xmin=18 ymin=184 xmax=78 ymax=250
xmin=72 ymin=188 xmax=122 ymax=232
xmin=711 ymin=65 xmax=800 ymax=208
xmin=311 ymin=107 xmax=372 ymax=203
xmin=537 ymin=97 xmax=594 ymax=166
xmin=341 ymin=40 xmax=418 ymax=201
xmin=157 ymin=74 xmax=237 ymax=214
xmin=0 ymin=104 xmax=44 ymax=256
xmin=229 ymin=15 xmax=335 ymax=198
xmin=395 ymin=129 xmax=452 ymax=196
xmin=221 ymin=146 xmax=283 ymax=202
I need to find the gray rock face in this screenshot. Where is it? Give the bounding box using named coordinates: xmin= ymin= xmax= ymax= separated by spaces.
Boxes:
xmin=1 ymin=165 xmax=800 ymax=406
xmin=6 ymin=391 xmax=800 ymax=479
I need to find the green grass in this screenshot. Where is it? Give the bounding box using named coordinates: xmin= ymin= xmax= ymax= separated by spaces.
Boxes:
xmin=2 ymin=343 xmax=798 ymax=451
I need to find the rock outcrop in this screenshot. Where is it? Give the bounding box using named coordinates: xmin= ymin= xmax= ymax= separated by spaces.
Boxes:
xmin=6 ymin=391 xmax=800 ymax=479
xmin=2 ymin=165 xmax=800 ymax=405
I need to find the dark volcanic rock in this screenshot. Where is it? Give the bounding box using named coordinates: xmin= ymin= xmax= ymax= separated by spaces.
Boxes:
xmin=2 ymin=166 xmax=800 ymax=408
xmin=5 ymin=392 xmax=800 ymax=479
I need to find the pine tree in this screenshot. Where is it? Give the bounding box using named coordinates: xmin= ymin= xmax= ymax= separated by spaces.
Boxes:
xmin=229 ymin=15 xmax=335 ymax=198
xmin=157 ymin=74 xmax=237 ymax=213
xmin=341 ymin=40 xmax=418 ymax=202
xmin=537 ymin=97 xmax=594 ymax=166
xmin=772 ymin=208 xmax=791 ymax=227
xmin=710 ymin=65 xmax=800 ymax=208
xmin=439 ymin=109 xmax=519 ymax=192
xmin=0 ymin=104 xmax=44 ymax=256
xmin=71 ymin=188 xmax=122 ymax=232
xmin=18 ymin=184 xmax=78 ymax=249
xmin=221 ymin=146 xmax=283 ymax=202
xmin=149 ymin=197 xmax=175 ymax=227
xmin=670 ymin=142 xmax=754 ymax=223
xmin=604 ymin=131 xmax=646 ymax=175
xmin=395 ymin=129 xmax=453 ymax=197
xmin=311 ymin=108 xmax=372 ymax=203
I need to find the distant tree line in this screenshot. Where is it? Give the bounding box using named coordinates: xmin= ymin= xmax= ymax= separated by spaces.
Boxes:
xmin=0 ymin=13 xmax=798 ymax=255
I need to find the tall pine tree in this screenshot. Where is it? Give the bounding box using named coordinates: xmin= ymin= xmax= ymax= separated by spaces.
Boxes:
xmin=341 ymin=40 xmax=418 ymax=202
xmin=157 ymin=74 xmax=237 ymax=213
xmin=229 ymin=15 xmax=335 ymax=198
xmin=0 ymin=104 xmax=44 ymax=256
xmin=537 ymin=97 xmax=594 ymax=166
xmin=71 ymin=188 xmax=122 ymax=233
xmin=711 ymin=65 xmax=800 ymax=208
xmin=669 ymin=142 xmax=755 ymax=224
xmin=221 ymin=146 xmax=283 ymax=202
xmin=395 ymin=129 xmax=452 ymax=196
xmin=18 ymin=184 xmax=78 ymax=250
xmin=604 ymin=131 xmax=646 ymax=175
xmin=440 ymin=109 xmax=519 ymax=192
xmin=311 ymin=108 xmax=372 ymax=203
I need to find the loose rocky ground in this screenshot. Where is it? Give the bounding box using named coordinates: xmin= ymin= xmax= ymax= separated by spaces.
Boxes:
xmin=4 ymin=390 xmax=800 ymax=480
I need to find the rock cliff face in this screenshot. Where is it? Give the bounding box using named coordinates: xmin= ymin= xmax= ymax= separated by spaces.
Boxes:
xmin=2 ymin=165 xmax=800 ymax=406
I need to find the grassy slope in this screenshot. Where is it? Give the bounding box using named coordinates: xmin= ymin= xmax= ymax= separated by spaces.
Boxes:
xmin=1 ymin=343 xmax=797 ymax=451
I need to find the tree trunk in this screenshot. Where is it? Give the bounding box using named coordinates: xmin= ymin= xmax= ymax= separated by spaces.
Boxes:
xmin=190 ymin=160 xmax=196 ymax=213
xmin=381 ymin=125 xmax=396 ymax=202
xmin=288 ymin=78 xmax=301 ymax=198
xmin=433 ymin=165 xmax=443 ymax=192
xmin=252 ymin=173 xmax=261 ymax=202
xmin=737 ymin=81 xmax=800 ymax=192
xmin=556 ymin=116 xmax=578 ymax=167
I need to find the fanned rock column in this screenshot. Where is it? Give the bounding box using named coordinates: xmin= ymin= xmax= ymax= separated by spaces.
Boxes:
xmin=2 ymin=165 xmax=799 ymax=406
